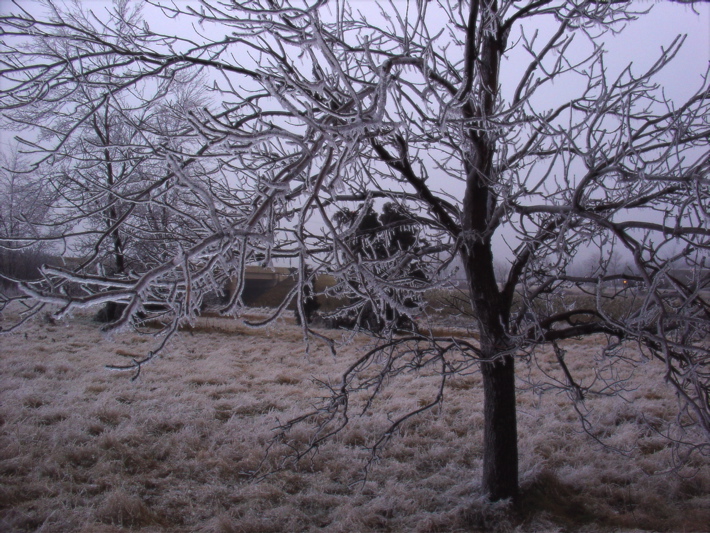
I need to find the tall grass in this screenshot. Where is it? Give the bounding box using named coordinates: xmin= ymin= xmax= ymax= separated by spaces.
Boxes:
xmin=1 ymin=310 xmax=708 ymax=532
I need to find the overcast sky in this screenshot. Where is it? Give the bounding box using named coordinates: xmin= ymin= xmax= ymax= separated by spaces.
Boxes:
xmin=1 ymin=0 xmax=707 ymax=267
xmin=2 ymin=0 xmax=707 ymax=144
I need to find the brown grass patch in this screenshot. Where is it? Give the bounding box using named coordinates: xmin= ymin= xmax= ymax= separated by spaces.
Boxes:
xmin=0 ymin=312 xmax=708 ymax=532
xmin=96 ymin=490 xmax=165 ymax=528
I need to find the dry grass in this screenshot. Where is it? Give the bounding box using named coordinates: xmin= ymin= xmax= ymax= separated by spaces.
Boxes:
xmin=1 ymin=310 xmax=709 ymax=532
xmin=423 ymin=288 xmax=647 ymax=325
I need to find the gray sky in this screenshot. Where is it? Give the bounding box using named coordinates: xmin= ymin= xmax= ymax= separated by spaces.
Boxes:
xmin=2 ymin=0 xmax=707 ymax=146
xmin=1 ymin=0 xmax=707 ymax=268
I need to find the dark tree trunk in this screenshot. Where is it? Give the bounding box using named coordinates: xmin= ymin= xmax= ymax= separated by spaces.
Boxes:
xmin=481 ymin=353 xmax=519 ymax=502
xmin=465 ymin=259 xmax=520 ymax=501
xmin=95 ymin=111 xmax=127 ymax=325
xmin=462 ymin=242 xmax=519 ymax=502
xmin=95 ymin=301 xmax=127 ymax=323
xmin=458 ymin=0 xmax=518 ymax=501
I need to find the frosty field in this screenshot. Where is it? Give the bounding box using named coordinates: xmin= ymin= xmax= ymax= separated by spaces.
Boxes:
xmin=1 ymin=311 xmax=709 ymax=532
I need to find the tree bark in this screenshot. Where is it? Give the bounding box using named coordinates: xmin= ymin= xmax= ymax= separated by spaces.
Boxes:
xmin=481 ymin=353 xmax=519 ymax=502
xmin=462 ymin=239 xmax=519 ymax=502
xmin=465 ymin=266 xmax=520 ymax=501
xmin=458 ymin=0 xmax=519 ymax=501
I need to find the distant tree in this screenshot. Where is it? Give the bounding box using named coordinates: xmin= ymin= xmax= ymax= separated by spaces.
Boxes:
xmin=1 ymin=1 xmax=219 ymax=325
xmin=0 ymin=148 xmax=55 ymax=288
xmin=1 ymin=0 xmax=708 ymax=503
xmin=327 ymin=202 xmax=428 ymax=332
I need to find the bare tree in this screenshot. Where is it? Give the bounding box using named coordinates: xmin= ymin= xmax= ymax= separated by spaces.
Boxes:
xmin=0 ymin=146 xmax=57 ymax=289
xmin=1 ymin=0 xmax=708 ymax=502
xmin=1 ymin=1 xmax=222 ymax=324
xmin=0 ymin=148 xmax=46 ymax=244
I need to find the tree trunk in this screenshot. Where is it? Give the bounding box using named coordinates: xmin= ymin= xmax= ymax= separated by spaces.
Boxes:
xmin=456 ymin=0 xmax=518 ymax=499
xmin=462 ymin=245 xmax=520 ymax=502
xmin=481 ymin=353 xmax=519 ymax=502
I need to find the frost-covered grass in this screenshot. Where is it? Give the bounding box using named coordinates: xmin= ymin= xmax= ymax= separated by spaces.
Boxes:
xmin=1 ymin=311 xmax=709 ymax=532
xmin=423 ymin=287 xmax=648 ymax=325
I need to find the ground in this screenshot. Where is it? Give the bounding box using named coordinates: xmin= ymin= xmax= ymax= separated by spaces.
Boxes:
xmin=1 ymin=309 xmax=709 ymax=532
